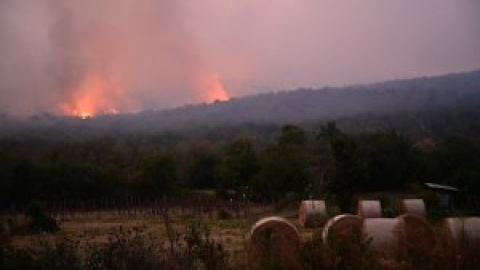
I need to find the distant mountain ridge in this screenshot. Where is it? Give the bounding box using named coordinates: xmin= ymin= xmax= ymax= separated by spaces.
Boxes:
xmin=1 ymin=69 xmax=480 ymax=138
xmin=134 ymin=69 xmax=480 ymax=124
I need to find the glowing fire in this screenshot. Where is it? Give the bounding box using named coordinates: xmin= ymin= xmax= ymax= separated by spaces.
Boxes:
xmin=60 ymin=71 xmax=229 ymax=117
xmin=202 ymin=73 xmax=230 ymax=103
xmin=60 ymin=74 xmax=119 ymax=118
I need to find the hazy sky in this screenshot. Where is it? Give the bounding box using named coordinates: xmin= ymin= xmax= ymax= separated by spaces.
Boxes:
xmin=1 ymin=0 xmax=479 ymax=116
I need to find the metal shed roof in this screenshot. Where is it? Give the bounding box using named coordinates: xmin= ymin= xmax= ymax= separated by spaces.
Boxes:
xmin=424 ymin=182 xmax=459 ymax=192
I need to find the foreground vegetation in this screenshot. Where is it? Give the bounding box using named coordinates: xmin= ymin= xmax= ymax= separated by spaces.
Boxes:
xmin=2 ymin=208 xmax=480 ymax=270
xmin=1 ymin=117 xmax=479 ymax=269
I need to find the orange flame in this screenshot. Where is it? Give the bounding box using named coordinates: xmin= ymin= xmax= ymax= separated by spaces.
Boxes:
xmin=60 ymin=71 xmax=228 ymax=117
xmin=202 ymin=73 xmax=230 ymax=103
xmin=60 ymin=74 xmax=119 ymax=118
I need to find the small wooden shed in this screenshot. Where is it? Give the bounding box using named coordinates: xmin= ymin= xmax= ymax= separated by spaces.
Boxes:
xmin=424 ymin=182 xmax=459 ymax=212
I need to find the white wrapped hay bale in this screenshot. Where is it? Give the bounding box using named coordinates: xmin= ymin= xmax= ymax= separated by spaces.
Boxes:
xmin=358 ymin=200 xmax=382 ymax=218
xmin=299 ymin=200 xmax=327 ymax=228
xmin=324 ymin=214 xmax=436 ymax=260
xmin=443 ymin=217 xmax=480 ymax=254
xmin=397 ymin=214 xmax=436 ymax=257
xmin=363 ymin=218 xmax=402 ymax=258
xmin=322 ymin=214 xmax=363 ymax=248
xmin=398 ymin=199 xmax=426 ymax=217
xmin=363 ymin=215 xmax=435 ymax=259
xmin=248 ymin=216 xmax=301 ymax=269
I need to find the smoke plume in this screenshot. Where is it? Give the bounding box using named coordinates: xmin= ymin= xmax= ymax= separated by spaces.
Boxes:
xmin=1 ymin=0 xmax=479 ymax=116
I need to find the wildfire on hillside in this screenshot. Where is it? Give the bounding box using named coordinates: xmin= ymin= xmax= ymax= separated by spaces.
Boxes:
xmin=200 ymin=72 xmax=230 ymax=103
xmin=59 ymin=70 xmax=229 ymax=119
xmin=59 ymin=74 xmax=120 ymax=119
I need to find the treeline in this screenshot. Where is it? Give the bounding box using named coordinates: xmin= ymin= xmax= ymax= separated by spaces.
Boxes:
xmin=1 ymin=122 xmax=479 ymax=209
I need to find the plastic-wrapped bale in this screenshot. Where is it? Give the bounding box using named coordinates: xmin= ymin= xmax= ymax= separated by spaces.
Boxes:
xmin=397 ymin=214 xmax=436 ymax=257
xmin=299 ymin=200 xmax=327 ymax=228
xmin=363 ymin=218 xmax=402 ymax=258
xmin=443 ymin=217 xmax=480 ymax=255
xmin=363 ymin=215 xmax=436 ymax=260
xmin=322 ymin=214 xmax=363 ymax=248
xmin=357 ymin=200 xmax=382 ymax=218
xmin=248 ymin=216 xmax=301 ymax=269
xmin=398 ymin=199 xmax=426 ymax=217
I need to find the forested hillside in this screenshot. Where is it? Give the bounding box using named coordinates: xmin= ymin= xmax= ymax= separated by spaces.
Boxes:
xmin=1 ymin=69 xmax=479 ymax=140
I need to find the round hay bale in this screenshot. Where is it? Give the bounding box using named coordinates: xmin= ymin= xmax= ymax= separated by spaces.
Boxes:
xmin=398 ymin=199 xmax=426 ymax=217
xmin=397 ymin=214 xmax=436 ymax=257
xmin=443 ymin=217 xmax=480 ymax=254
xmin=322 ymin=214 xmax=363 ymax=248
xmin=358 ymin=200 xmax=382 ymax=218
xmin=363 ymin=218 xmax=403 ymax=258
xmin=248 ymin=216 xmax=300 ymax=269
xmin=442 ymin=217 xmax=462 ymax=252
xmin=299 ymin=200 xmax=327 ymax=228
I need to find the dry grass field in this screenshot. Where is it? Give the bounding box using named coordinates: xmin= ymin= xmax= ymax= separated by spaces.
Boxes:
xmin=3 ymin=202 xmax=480 ymax=270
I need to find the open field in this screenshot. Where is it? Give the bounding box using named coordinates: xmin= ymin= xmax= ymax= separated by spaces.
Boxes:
xmin=4 ymin=204 xmax=313 ymax=265
xmin=7 ymin=203 xmax=312 ymax=250
xmin=3 ymin=201 xmax=480 ymax=270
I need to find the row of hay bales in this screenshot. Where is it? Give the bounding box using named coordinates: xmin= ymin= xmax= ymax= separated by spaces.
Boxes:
xmin=248 ymin=200 xmax=479 ymax=268
xmin=322 ymin=215 xmax=480 ymax=257
xmin=299 ymin=199 xmax=426 ymax=228
xmin=357 ymin=198 xmax=426 ymax=219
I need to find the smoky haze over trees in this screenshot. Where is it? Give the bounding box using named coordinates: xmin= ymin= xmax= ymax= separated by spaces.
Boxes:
xmin=1 ymin=69 xmax=479 ymax=140
xmin=0 ymin=70 xmax=480 ymax=209
xmin=0 ymin=0 xmax=479 ymax=116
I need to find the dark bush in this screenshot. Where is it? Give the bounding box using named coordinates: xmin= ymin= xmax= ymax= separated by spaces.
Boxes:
xmin=25 ymin=201 xmax=60 ymax=234
xmin=217 ymin=208 xmax=232 ymax=220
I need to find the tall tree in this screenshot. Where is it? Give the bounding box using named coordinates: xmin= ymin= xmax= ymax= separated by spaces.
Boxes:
xmin=357 ymin=131 xmax=417 ymax=191
xmin=316 ymin=122 xmax=363 ymax=211
xmin=257 ymin=125 xmax=310 ymax=199
xmin=141 ymin=152 xmax=178 ymax=196
xmin=221 ymin=137 xmax=259 ymax=189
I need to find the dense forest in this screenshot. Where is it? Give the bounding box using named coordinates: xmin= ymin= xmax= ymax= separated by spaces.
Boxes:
xmin=1 ymin=122 xmax=479 ymax=211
